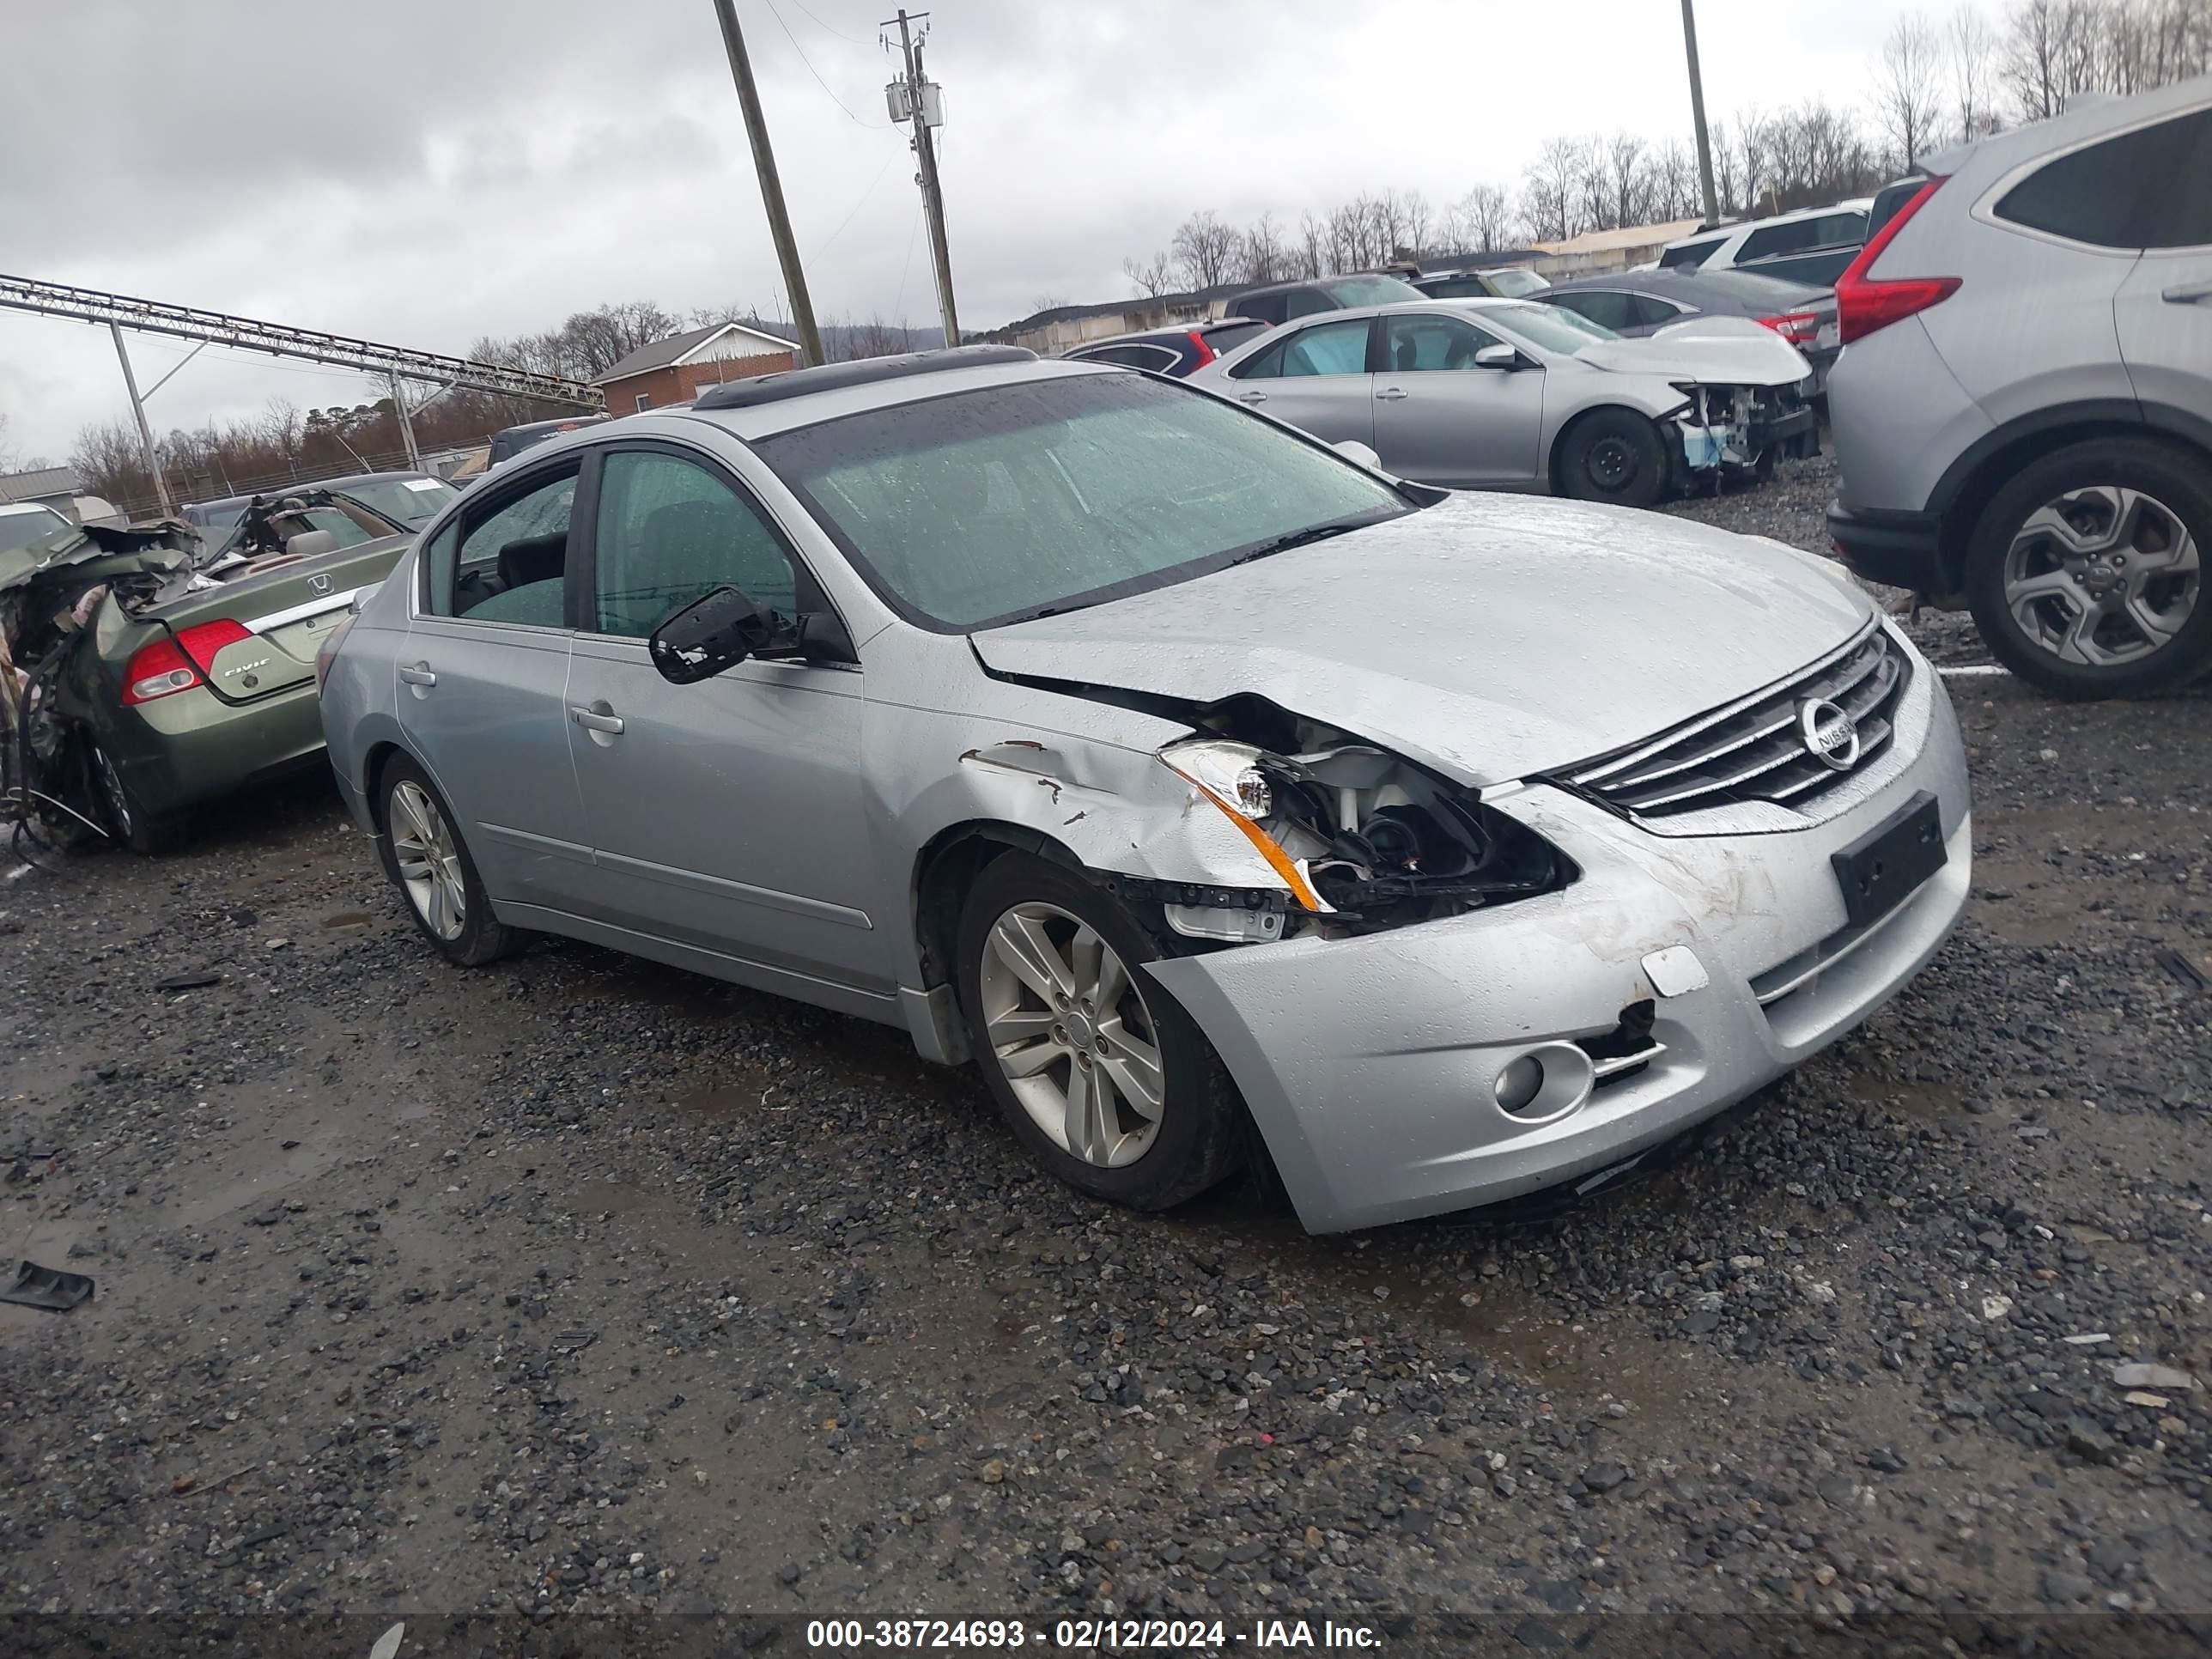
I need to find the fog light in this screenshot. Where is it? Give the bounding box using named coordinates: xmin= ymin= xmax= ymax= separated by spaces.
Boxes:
xmin=1493 ymin=1054 xmax=1545 ymax=1115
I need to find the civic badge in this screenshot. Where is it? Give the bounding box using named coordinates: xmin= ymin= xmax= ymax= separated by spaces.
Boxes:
xmin=1797 ymin=697 xmax=1860 ymax=772
xmin=308 ymin=573 xmax=331 ymax=595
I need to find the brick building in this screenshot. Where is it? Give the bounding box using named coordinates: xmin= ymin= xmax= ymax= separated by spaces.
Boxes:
xmin=592 ymin=321 xmax=798 ymax=412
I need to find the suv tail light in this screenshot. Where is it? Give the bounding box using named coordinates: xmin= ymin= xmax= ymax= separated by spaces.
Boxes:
xmin=1758 ymin=311 xmax=1820 ymax=345
xmin=122 ymin=619 xmax=252 ymax=704
xmin=1836 ymin=177 xmax=1958 ymax=344
xmin=1184 ymin=331 xmax=1218 ymax=370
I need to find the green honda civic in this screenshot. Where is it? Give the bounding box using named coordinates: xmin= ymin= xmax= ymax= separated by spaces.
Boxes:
xmin=3 ymin=488 xmax=422 ymax=854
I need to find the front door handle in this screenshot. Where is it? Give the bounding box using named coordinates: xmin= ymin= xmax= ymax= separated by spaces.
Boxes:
xmin=1375 ymin=386 xmax=1409 ymax=401
xmin=398 ymin=663 xmax=437 ymax=687
xmin=2160 ymin=280 xmax=2212 ymax=305
xmin=1237 ymin=391 xmax=1267 ymax=404
xmin=570 ymin=702 xmax=625 ymax=736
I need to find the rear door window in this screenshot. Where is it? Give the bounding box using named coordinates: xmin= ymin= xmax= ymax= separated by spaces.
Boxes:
xmin=1282 ymin=288 xmax=1337 ymax=320
xmin=1233 ymin=292 xmax=1288 ymax=325
xmin=1996 ymin=107 xmax=2212 ymax=249
xmin=428 ymin=465 xmax=580 ymax=626
xmin=1738 ymin=220 xmax=1820 ymax=264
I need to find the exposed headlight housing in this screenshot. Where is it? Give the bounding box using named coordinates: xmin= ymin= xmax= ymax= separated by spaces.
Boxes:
xmin=1160 ymin=718 xmax=1574 ymax=935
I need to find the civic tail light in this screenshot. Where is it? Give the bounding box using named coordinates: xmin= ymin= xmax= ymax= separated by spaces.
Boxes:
xmin=1185 ymin=331 xmax=1217 ymax=369
xmin=1836 ymin=178 xmax=1957 ymax=344
xmin=122 ymin=619 xmax=252 ymax=704
xmin=1759 ymin=311 xmax=1820 ymax=345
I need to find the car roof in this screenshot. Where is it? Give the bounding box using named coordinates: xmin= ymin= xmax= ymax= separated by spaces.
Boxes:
xmin=0 ymin=500 xmax=64 ymax=514
xmin=490 ymin=349 xmax=1113 ymax=453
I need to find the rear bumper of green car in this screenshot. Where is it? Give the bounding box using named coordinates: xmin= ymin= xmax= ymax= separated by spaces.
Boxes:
xmin=102 ymin=680 xmax=332 ymax=818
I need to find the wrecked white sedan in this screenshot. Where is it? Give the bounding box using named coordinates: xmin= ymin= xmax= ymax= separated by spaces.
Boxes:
xmin=1185 ymin=296 xmax=1820 ymax=506
xmin=319 ymin=346 xmax=1969 ymax=1233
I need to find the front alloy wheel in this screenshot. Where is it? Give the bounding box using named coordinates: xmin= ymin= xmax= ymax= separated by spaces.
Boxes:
xmin=954 ymin=851 xmax=1248 ymax=1212
xmin=978 ymin=901 xmax=1165 ymax=1168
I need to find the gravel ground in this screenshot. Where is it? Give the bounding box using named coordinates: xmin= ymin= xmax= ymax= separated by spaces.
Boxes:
xmin=2 ymin=469 xmax=2208 ymax=1656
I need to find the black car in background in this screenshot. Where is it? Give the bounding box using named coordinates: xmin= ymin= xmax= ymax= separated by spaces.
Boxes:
xmin=1061 ymin=317 xmax=1271 ymax=376
xmin=484 ymin=413 xmax=611 ymax=466
xmin=1225 ymin=273 xmax=1425 ymax=325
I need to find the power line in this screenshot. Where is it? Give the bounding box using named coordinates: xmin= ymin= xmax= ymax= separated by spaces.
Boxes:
xmin=807 ymin=148 xmax=897 ymax=260
xmin=760 ymin=0 xmax=891 ymax=126
xmin=784 ymin=0 xmax=874 ymax=46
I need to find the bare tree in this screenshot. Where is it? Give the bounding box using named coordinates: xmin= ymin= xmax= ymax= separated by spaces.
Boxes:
xmin=1239 ymin=212 xmax=1289 ymax=284
xmin=1122 ymin=251 xmax=1176 ymax=298
xmin=1605 ymin=131 xmax=1650 ymax=231
xmin=2002 ymin=0 xmax=2096 ymax=118
xmin=1447 ymin=183 xmax=1516 ymax=253
xmin=1170 ymin=210 xmax=1242 ymax=289
xmin=1649 ymin=140 xmax=1698 ymax=221
xmin=1521 ymin=136 xmax=1583 ymax=241
xmin=1294 ymin=211 xmax=1329 ymax=278
xmin=1878 ymin=13 xmax=1946 ymax=168
xmin=1950 ymin=5 xmax=2004 ymax=140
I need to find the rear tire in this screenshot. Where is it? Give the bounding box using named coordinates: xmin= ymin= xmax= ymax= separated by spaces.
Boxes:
xmin=954 ymin=852 xmax=1246 ymax=1212
xmin=87 ymin=739 xmax=183 ymax=855
xmin=1964 ymin=438 xmax=2212 ymax=699
xmin=374 ymin=756 xmax=518 ymax=965
xmin=1557 ymin=409 xmax=1668 ymax=507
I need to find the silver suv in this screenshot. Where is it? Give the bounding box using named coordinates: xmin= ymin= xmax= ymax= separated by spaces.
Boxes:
xmin=1826 ymin=74 xmax=2212 ymax=697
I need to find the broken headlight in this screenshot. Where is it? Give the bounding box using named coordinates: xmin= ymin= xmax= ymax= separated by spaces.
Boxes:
xmin=1160 ymin=726 xmax=1573 ymax=934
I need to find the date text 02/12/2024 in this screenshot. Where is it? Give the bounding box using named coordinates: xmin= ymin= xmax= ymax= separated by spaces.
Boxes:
xmin=805 ymin=1618 xmax=1384 ymax=1650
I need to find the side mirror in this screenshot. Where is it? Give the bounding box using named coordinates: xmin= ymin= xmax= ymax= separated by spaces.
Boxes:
xmin=1332 ymin=440 xmax=1383 ymax=470
xmin=649 ymin=586 xmax=778 ymax=684
xmin=1474 ymin=344 xmax=1522 ymax=371
xmin=284 ymin=529 xmax=337 ymax=558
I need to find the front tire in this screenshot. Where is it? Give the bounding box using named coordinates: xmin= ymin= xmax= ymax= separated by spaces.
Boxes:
xmin=1965 ymin=439 xmax=2211 ymax=699
xmin=955 ymin=853 xmax=1245 ymax=1212
xmin=1557 ymin=409 xmax=1668 ymax=507
xmin=375 ymin=756 xmax=518 ymax=965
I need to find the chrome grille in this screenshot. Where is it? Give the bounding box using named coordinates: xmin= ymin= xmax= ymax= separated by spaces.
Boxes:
xmin=1559 ymin=623 xmax=1909 ymax=818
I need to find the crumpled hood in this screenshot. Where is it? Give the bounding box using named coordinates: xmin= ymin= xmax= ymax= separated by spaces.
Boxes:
xmin=971 ymin=493 xmax=1871 ymax=786
xmin=1574 ymin=316 xmax=1809 ymax=386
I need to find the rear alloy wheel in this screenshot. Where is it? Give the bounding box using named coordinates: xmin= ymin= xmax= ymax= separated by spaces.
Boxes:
xmin=87 ymin=739 xmax=181 ymax=855
xmin=956 ymin=853 xmax=1246 ymax=1211
xmin=376 ymin=757 xmax=517 ymax=965
xmin=1558 ymin=409 xmax=1668 ymax=507
xmin=1966 ymin=440 xmax=2212 ymax=699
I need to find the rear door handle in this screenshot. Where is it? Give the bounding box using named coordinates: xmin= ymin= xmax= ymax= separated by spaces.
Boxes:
xmin=1375 ymin=386 xmax=1409 ymax=401
xmin=2160 ymin=280 xmax=2212 ymax=304
xmin=570 ymin=702 xmax=625 ymax=735
xmin=1237 ymin=391 xmax=1267 ymax=404
xmin=398 ymin=663 xmax=436 ymax=687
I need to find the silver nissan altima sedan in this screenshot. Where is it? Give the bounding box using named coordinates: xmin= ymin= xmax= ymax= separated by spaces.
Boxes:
xmin=318 ymin=345 xmax=1971 ymax=1233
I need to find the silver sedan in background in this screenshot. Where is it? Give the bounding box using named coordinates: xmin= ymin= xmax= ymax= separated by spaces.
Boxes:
xmin=1185 ymin=297 xmax=1818 ymax=506
xmin=319 ymin=347 xmax=1968 ymax=1233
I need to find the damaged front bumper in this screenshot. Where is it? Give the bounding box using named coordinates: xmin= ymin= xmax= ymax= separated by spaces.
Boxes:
xmin=1674 ymin=382 xmax=1818 ymax=475
xmin=1146 ymin=659 xmax=1969 ymax=1233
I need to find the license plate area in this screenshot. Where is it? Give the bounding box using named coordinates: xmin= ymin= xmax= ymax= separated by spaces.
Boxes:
xmin=1832 ymin=790 xmax=1945 ymax=929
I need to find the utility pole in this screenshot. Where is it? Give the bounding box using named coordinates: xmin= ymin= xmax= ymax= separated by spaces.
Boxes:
xmin=1680 ymin=0 xmax=1720 ymax=227
xmin=109 ymin=322 xmax=173 ymax=520
xmin=389 ymin=370 xmax=423 ymax=472
xmin=710 ymin=0 xmax=824 ymax=367
xmin=886 ymin=9 xmax=959 ymax=345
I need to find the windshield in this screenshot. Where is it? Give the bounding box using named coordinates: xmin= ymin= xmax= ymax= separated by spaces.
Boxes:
xmin=1480 ymin=301 xmax=1623 ymax=351
xmin=1481 ymin=268 xmax=1549 ymax=296
xmin=0 ymin=503 xmax=71 ymax=554
xmin=755 ymin=372 xmax=1411 ymax=630
xmin=342 ymin=477 xmax=458 ymax=526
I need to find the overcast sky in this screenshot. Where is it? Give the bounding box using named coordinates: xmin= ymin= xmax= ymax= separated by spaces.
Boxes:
xmin=1 ymin=0 xmax=1918 ymax=465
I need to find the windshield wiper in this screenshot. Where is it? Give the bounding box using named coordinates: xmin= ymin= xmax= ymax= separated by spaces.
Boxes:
xmin=1224 ymin=514 xmax=1382 ymax=568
